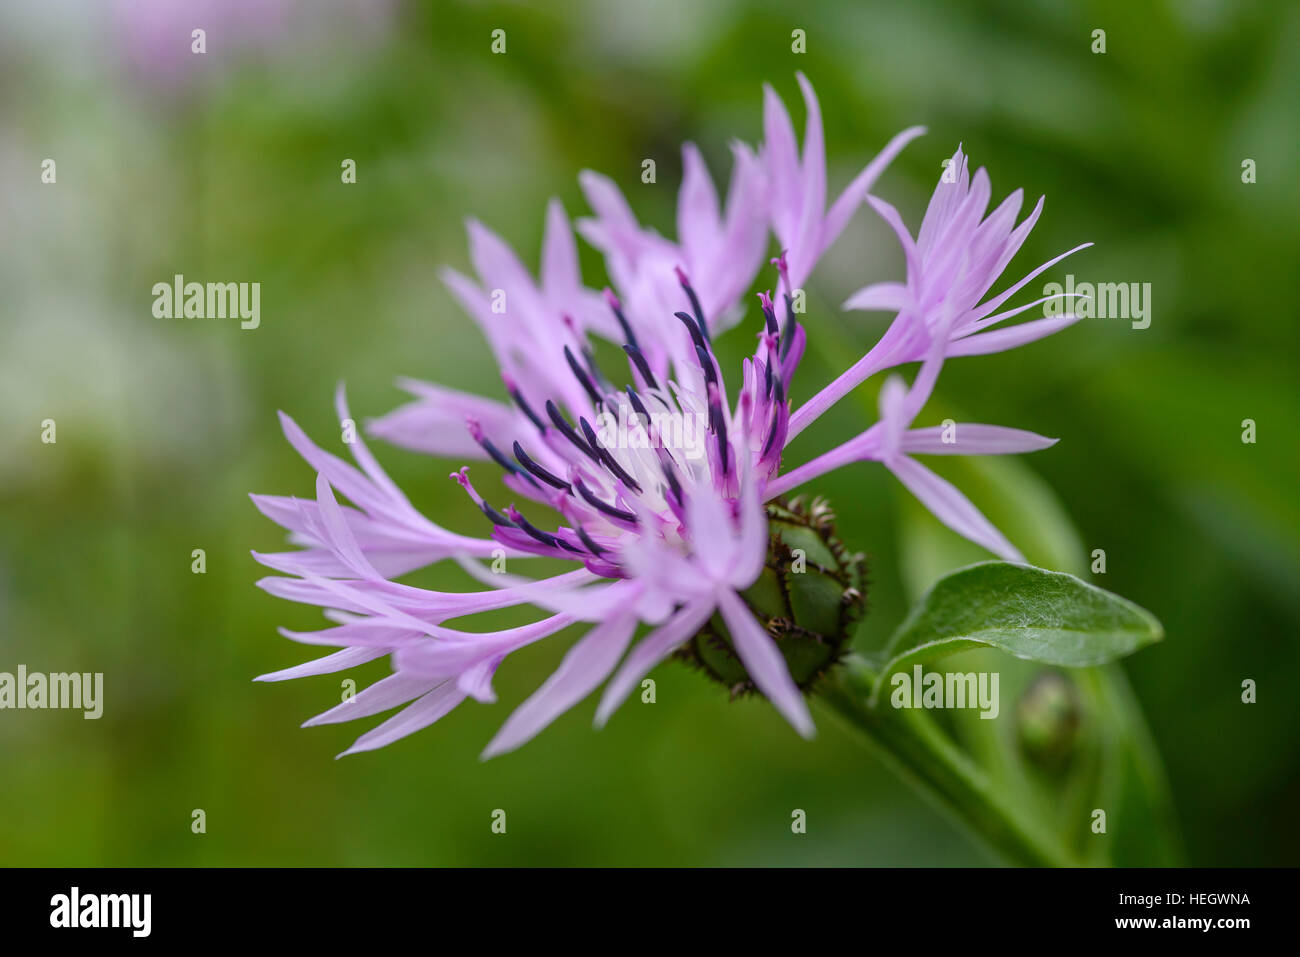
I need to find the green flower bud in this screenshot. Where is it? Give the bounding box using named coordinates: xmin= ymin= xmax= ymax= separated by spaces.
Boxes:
xmin=675 ymin=496 xmax=868 ymax=697
xmin=1016 ymin=671 xmax=1081 ymax=768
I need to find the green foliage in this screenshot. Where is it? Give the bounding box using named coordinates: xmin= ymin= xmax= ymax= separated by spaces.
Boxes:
xmin=870 ymin=562 xmax=1162 ymax=701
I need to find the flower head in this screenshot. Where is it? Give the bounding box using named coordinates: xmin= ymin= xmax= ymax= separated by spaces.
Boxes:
xmin=254 ymin=77 xmax=1084 ymax=758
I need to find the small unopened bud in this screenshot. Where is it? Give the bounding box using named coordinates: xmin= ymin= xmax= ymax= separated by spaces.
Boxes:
xmin=1016 ymin=671 xmax=1081 ymax=768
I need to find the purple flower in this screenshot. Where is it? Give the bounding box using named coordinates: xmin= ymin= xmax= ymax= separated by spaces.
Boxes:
xmin=253 ymin=77 xmax=1083 ymax=758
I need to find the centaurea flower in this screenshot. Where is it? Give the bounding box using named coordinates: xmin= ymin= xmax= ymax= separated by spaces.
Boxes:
xmin=253 ymin=76 xmax=1081 ymax=759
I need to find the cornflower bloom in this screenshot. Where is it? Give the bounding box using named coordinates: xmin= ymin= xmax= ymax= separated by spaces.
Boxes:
xmin=253 ymin=76 xmax=1084 ymax=758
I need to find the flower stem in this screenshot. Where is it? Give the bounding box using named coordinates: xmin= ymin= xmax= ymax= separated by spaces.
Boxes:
xmin=819 ymin=654 xmax=1075 ymax=867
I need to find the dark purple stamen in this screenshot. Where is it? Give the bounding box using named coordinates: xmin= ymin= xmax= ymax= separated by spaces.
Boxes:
xmin=707 ymin=385 xmax=730 ymax=475
xmin=762 ymin=415 xmax=782 ymax=457
xmin=622 ymin=344 xmax=658 ymax=390
xmin=545 ymin=400 xmax=601 ymax=463
xmin=763 ymin=379 xmax=786 ymax=457
xmin=507 ymin=385 xmax=547 ymax=432
xmin=506 ymin=506 xmax=567 ymax=549
xmin=564 ymin=345 xmax=605 ymax=410
xmin=605 ymin=287 xmax=639 ymax=351
xmin=694 ymin=344 xmax=718 ymax=390
xmin=574 ymin=478 xmax=638 ymax=523
xmin=673 ymin=311 xmax=707 ymax=353
xmin=675 ymin=266 xmax=711 ymax=345
xmin=579 ymin=417 xmax=643 ymax=492
xmin=575 ymin=525 xmax=607 ymax=556
xmin=781 ymin=293 xmax=797 ymax=359
xmin=477 ymin=435 xmax=540 ymax=489
xmin=660 ymin=456 xmax=683 ymax=504
xmin=759 ymin=291 xmax=780 ymax=337
xmin=481 ymin=502 xmax=516 ymax=527
xmin=625 ymin=385 xmax=650 ymax=422
xmin=628 ymin=403 xmax=682 ymax=504
xmin=512 ymin=441 xmax=571 ymax=491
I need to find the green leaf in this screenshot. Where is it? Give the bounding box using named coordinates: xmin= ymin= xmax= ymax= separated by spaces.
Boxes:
xmin=889 ymin=489 xmax=1180 ymax=865
xmin=869 ymin=562 xmax=1162 ymax=702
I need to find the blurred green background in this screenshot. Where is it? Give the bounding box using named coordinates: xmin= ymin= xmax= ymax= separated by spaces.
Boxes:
xmin=1 ymin=0 xmax=1297 ymax=866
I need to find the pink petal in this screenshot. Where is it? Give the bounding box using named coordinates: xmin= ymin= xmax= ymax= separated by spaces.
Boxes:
xmin=947 ymin=315 xmax=1081 ymax=357
xmin=393 ymin=613 xmax=578 ymax=677
xmin=732 ymin=465 xmax=768 ymax=588
xmin=788 ymin=72 xmax=826 ymax=287
xmin=965 ymin=187 xmax=1024 ymax=272
xmin=458 ymin=655 xmax=504 ymax=704
xmin=438 ymin=265 xmax=515 ymax=364
xmin=716 ymin=588 xmax=814 ymax=738
xmin=761 ymin=82 xmax=802 ymax=241
xmin=334 ymin=384 xmax=403 ymax=502
xmin=987 ymin=194 xmax=1044 ymax=281
xmin=822 ymin=126 xmax=926 ymax=256
xmin=278 ymin=620 xmax=422 ymax=649
xmin=877 ymin=374 xmax=910 ymax=456
xmin=959 ymin=290 xmax=1073 ymax=335
xmin=481 ymin=613 xmax=638 ymax=759
xmin=255 ymin=646 xmax=387 ymax=682
xmin=843 ymin=281 xmax=910 ymax=313
xmin=865 ymin=195 xmax=922 ymax=286
xmin=366 ymin=378 xmax=518 ymax=460
xmin=313 ymin=473 xmax=380 ymax=579
xmin=917 ymin=146 xmax=969 ymax=254
xmin=578 ymin=169 xmax=641 ymax=234
xmin=594 ymin=598 xmax=715 ymax=727
xmin=973 ymin=242 xmax=1093 ymax=322
xmin=704 ymin=142 xmax=770 ymax=321
xmin=303 ymin=669 xmax=443 ymax=727
xmin=540 ymin=198 xmax=581 ymax=297
xmin=678 ymin=142 xmax=721 ymax=263
xmin=338 ymin=681 xmax=468 ymax=757
xmin=900 ymin=424 xmax=1058 ymax=455
xmin=685 ymin=482 xmax=737 ymax=581
xmin=277 ymin=411 xmax=391 ymax=518
xmin=886 ymin=455 xmax=1023 ymax=561
xmin=466 ymin=219 xmax=542 ymax=307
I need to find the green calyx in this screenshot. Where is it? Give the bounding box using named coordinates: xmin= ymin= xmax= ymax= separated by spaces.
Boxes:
xmin=675 ymin=496 xmax=868 ymax=697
